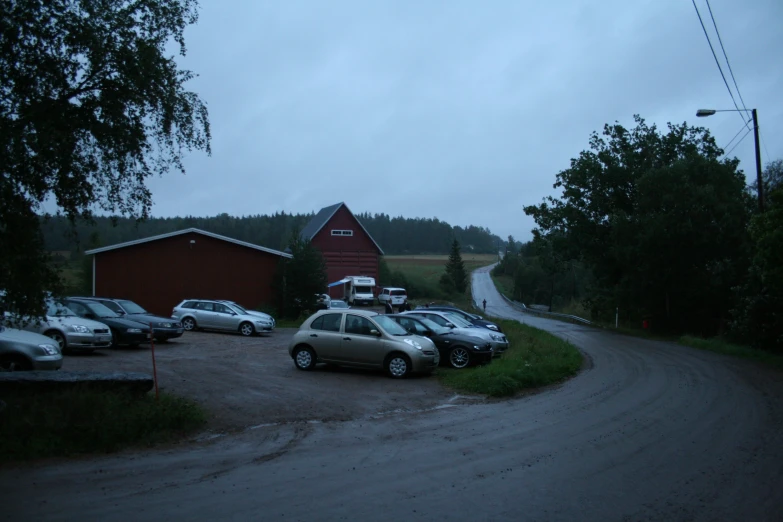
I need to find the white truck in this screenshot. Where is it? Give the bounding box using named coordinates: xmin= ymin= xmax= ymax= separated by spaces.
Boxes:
xmin=342 ymin=276 xmax=376 ymax=306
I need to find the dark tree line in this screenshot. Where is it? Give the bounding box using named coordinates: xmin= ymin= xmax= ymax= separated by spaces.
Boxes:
xmin=41 ymin=212 xmax=503 ymax=256
xmin=502 ymin=115 xmax=781 ymax=352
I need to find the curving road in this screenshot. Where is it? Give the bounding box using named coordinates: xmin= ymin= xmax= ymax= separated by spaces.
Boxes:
xmin=3 ymin=266 xmax=783 ymax=521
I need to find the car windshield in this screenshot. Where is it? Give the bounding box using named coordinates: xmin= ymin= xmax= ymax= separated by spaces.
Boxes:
xmin=416 ymin=317 xmax=450 ymax=335
xmin=46 ymin=300 xmax=76 ymax=317
xmin=445 ymin=313 xmax=473 ymax=328
xmin=354 ymin=286 xmax=373 ymax=294
xmin=225 ymin=302 xmax=247 ymax=314
xmin=118 ymin=300 xmax=147 ymax=314
xmin=86 ymin=302 xmax=120 ymax=318
xmin=374 ymin=315 xmax=410 ymax=336
xmin=330 ymin=301 xmax=348 ymax=308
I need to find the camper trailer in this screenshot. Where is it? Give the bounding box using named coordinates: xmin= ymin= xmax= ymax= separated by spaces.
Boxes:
xmin=342 ymin=276 xmax=376 ymax=306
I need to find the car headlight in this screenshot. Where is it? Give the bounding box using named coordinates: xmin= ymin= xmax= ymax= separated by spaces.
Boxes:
xmin=126 ymin=328 xmax=142 ymax=333
xmin=156 ymin=322 xmax=173 ymax=328
xmin=486 ymin=324 xmax=499 ymax=331
xmin=473 ymin=345 xmax=480 ymax=350
xmin=70 ymin=325 xmax=90 ymax=333
xmin=403 ymin=338 xmax=423 ymax=350
xmin=38 ymin=343 xmax=59 ymax=355
xmin=490 ymin=333 xmax=502 ymax=341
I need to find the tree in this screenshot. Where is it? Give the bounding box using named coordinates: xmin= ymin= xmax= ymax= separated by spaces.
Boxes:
xmin=750 ymin=159 xmax=783 ymax=207
xmin=0 ymin=0 xmax=211 ymax=318
xmin=280 ymin=232 xmax=328 ymax=319
xmin=444 ymin=239 xmax=468 ymax=294
xmin=524 ymin=115 xmax=751 ymax=334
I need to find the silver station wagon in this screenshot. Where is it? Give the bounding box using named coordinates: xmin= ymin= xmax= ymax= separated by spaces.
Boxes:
xmin=172 ymin=299 xmax=274 ymax=336
xmin=288 ymin=309 xmax=439 ymax=378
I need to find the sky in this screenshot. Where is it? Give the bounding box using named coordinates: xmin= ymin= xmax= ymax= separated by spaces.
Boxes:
xmin=143 ymin=0 xmax=783 ymax=242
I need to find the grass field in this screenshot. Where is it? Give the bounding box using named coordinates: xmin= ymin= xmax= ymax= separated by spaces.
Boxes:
xmin=385 ymin=254 xmax=497 ymax=280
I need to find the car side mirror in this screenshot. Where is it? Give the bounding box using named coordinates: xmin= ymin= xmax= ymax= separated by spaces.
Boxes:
xmin=370 ymin=329 xmax=381 ymax=336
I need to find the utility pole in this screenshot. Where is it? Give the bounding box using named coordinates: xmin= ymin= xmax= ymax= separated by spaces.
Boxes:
xmin=752 ymin=109 xmax=764 ymax=213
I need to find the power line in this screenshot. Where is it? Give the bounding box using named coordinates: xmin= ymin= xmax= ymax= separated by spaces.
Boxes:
xmin=691 ymin=0 xmax=749 ymax=130
xmin=721 ymin=118 xmax=753 ymax=153
xmin=705 ymin=0 xmax=752 ymax=126
xmin=725 ymin=127 xmax=753 ymax=157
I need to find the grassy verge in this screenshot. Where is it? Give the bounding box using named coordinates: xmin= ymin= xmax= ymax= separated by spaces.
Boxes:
xmin=436 ymin=318 xmax=583 ymax=397
xmin=0 ymin=389 xmax=207 ymax=463
xmin=679 ymin=336 xmax=783 ymax=370
xmin=490 ymin=273 xmax=514 ymax=298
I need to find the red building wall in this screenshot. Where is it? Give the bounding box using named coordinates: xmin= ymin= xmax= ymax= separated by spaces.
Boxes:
xmin=93 ymin=232 xmax=282 ymax=316
xmin=310 ymin=206 xmax=380 ymax=299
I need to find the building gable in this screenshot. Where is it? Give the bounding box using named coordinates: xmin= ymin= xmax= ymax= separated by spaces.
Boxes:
xmin=300 ymin=202 xmax=384 ymax=255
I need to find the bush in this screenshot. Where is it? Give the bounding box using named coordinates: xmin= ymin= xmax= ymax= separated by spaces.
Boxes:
xmin=0 ymin=389 xmax=206 ymax=462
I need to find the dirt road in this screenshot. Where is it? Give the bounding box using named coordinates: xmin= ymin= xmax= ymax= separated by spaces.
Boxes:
xmin=2 ymin=266 xmax=782 ymax=521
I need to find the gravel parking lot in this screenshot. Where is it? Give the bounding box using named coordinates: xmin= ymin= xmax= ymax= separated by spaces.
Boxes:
xmin=62 ymin=328 xmax=459 ymax=433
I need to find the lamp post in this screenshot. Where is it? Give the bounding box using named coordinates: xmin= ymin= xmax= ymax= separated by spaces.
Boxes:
xmin=696 ymin=108 xmax=764 ymax=212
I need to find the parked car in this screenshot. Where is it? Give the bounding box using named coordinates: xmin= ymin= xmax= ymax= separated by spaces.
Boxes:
xmin=217 ymin=301 xmax=276 ymax=330
xmin=327 ymin=300 xmax=350 ymax=309
xmin=61 ymin=298 xmax=151 ymax=347
xmin=378 ymin=287 xmax=407 ymax=306
xmin=3 ymin=299 xmax=113 ymax=353
xmin=172 ymin=299 xmax=274 ymax=336
xmin=0 ymin=325 xmax=63 ymax=371
xmin=288 ymin=309 xmax=439 ymax=378
xmin=73 ymin=297 xmax=183 ymax=341
xmin=401 ymin=310 xmax=509 ymax=355
xmin=387 ymin=314 xmax=493 ymax=369
xmin=417 ymin=305 xmax=502 ymax=332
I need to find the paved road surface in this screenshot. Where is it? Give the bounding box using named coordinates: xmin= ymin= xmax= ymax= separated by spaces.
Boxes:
xmin=3 ymin=266 xmax=782 ymax=521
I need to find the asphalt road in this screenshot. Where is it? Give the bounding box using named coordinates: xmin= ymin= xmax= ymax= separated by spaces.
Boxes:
xmin=3 ymin=266 xmax=782 ymax=521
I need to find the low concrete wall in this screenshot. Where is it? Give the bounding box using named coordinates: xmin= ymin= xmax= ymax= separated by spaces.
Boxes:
xmin=0 ymin=371 xmax=154 ymax=396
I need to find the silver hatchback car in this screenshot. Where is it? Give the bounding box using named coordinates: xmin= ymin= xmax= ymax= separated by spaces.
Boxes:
xmin=172 ymin=299 xmax=274 ymax=336
xmin=288 ymin=309 xmax=440 ymax=378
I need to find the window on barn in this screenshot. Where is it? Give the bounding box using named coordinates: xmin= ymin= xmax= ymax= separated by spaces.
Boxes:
xmin=331 ymin=229 xmax=354 ymax=236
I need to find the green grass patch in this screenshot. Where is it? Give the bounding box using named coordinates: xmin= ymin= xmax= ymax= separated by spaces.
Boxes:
xmin=0 ymin=389 xmax=207 ymax=463
xmin=436 ymin=318 xmax=583 ymax=397
xmin=490 ymin=273 xmax=514 ymax=298
xmin=679 ymin=336 xmax=783 ymax=370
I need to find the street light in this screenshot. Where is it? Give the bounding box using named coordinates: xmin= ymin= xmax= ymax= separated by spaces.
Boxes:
xmin=696 ymin=108 xmax=764 ymax=212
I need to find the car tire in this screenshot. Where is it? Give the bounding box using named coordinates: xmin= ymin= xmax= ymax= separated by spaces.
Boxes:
xmin=293 ymin=346 xmax=316 ymax=371
xmin=45 ymin=330 xmax=67 ymax=353
xmin=182 ymin=317 xmax=197 ymax=331
xmin=385 ymin=353 xmax=411 ymax=379
xmin=0 ymin=355 xmax=33 ymax=372
xmin=448 ymin=346 xmax=471 ymax=369
xmin=239 ymin=322 xmax=255 ymax=337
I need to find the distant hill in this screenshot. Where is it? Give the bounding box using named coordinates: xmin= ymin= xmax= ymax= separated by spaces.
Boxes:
xmin=41 ymin=213 xmax=505 ymax=256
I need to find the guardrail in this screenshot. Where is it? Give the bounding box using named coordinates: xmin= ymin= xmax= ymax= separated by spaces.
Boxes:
xmin=499 ymin=293 xmax=594 ymax=326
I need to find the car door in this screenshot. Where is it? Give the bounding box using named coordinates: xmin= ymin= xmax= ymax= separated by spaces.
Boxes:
xmin=340 ymin=314 xmax=385 ymax=367
xmin=194 ymin=301 xmax=218 ymax=328
xmin=307 ymin=313 xmax=344 ymax=360
xmin=213 ymin=303 xmax=239 ymax=331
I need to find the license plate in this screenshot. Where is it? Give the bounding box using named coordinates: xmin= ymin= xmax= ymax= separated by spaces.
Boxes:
xmin=97 ymin=335 xmax=111 ymax=342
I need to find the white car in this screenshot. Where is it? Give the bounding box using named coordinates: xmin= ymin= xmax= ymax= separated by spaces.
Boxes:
xmin=401 ymin=310 xmax=509 ymax=356
xmin=378 ymin=287 xmax=408 ymax=306
xmin=3 ymin=299 xmax=113 ymax=354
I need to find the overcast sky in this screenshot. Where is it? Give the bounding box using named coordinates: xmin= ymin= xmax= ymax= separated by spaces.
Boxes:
xmin=145 ymin=0 xmax=783 ymax=242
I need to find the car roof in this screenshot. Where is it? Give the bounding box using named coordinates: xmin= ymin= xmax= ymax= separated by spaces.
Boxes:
xmin=316 ymin=308 xmax=377 ymax=317
xmin=382 ymin=287 xmax=406 ymax=291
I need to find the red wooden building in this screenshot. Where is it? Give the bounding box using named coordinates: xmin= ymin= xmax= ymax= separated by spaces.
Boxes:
xmin=84 ymin=228 xmax=291 ymax=316
xmin=300 ymin=202 xmax=385 ymax=298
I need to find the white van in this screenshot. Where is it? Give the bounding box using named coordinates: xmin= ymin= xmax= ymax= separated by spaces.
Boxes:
xmin=343 ymin=276 xmax=376 ymax=306
xmin=378 ymin=287 xmax=407 ymax=306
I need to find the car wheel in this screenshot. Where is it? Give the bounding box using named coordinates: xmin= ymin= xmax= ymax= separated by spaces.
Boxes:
xmin=449 ymin=346 xmax=471 ymax=369
xmin=385 ymin=353 xmax=411 ymax=379
xmin=182 ymin=317 xmax=197 ymax=331
xmin=45 ymin=330 xmax=67 ymax=352
xmin=0 ymin=355 xmax=33 ymax=372
xmin=293 ymin=346 xmax=316 ymax=371
xmin=239 ymin=322 xmax=255 ymax=337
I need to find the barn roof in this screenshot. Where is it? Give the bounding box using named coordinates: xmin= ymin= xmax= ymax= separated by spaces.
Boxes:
xmin=299 ymin=202 xmax=384 ymax=255
xmin=84 ymin=228 xmax=293 ymax=258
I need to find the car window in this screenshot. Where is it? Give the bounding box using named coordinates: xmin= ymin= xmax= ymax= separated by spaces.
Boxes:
xmin=445 ymin=313 xmax=472 ymax=327
xmin=118 ymin=300 xmax=147 ymax=314
xmin=98 ymin=300 xmax=124 ymax=314
xmin=399 ymin=317 xmax=427 ymax=335
xmin=345 ymin=315 xmax=374 ymax=336
xmin=181 ymin=301 xmax=197 ymax=309
xmin=311 ymin=313 xmax=342 ymax=332
xmin=374 ymin=315 xmax=409 ymax=335
xmin=214 ymin=303 xmax=231 ymax=314
xmin=196 ymin=302 xmax=214 ymax=312
xmin=84 ymin=301 xmax=120 ymax=318
xmin=46 ymin=300 xmax=76 ymax=317
xmin=390 ymin=290 xmax=406 ymax=296
xmin=423 ymin=313 xmax=449 ymax=326
xmin=417 ymin=317 xmax=450 ymax=335
xmin=66 ymin=301 xmax=89 ymax=316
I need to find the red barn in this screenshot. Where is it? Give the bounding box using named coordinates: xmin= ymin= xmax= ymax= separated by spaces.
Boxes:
xmin=84 ymin=228 xmax=291 ymax=316
xmin=299 ymin=202 xmax=385 ymax=299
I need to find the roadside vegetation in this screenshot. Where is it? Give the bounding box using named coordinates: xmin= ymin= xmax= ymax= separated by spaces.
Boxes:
xmin=437 ymin=318 xmax=582 ymax=397
xmin=0 ymin=390 xmax=206 ymax=463
xmin=679 ymin=336 xmax=783 ymax=371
